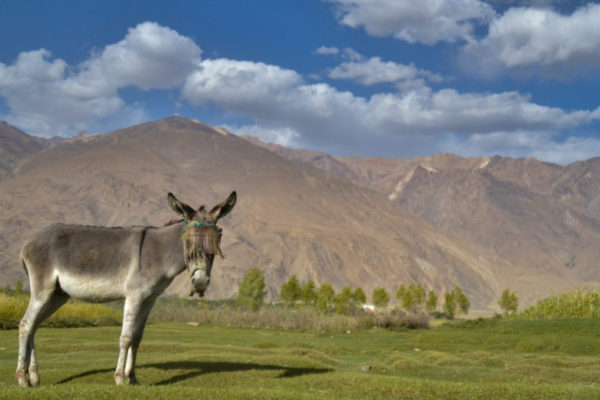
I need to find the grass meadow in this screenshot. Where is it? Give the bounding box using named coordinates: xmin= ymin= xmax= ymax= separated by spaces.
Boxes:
xmin=1 ymin=316 xmax=600 ymax=399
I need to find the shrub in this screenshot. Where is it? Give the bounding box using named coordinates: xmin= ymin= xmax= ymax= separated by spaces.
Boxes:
xmin=150 ymin=302 xmax=429 ymax=333
xmin=519 ymin=289 xmax=600 ymax=319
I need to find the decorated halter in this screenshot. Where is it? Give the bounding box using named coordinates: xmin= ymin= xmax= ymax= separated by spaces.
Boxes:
xmin=182 ymin=221 xmax=224 ymax=278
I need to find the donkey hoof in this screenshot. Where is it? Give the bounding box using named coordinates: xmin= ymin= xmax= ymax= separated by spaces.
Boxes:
xmin=16 ymin=370 xmax=30 ymax=388
xmin=114 ymin=374 xmax=125 ymax=386
xmin=29 ymin=375 xmax=40 ymax=387
xmin=29 ymin=366 xmax=40 ymax=387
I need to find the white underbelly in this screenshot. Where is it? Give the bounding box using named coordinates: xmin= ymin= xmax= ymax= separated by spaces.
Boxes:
xmin=59 ymin=273 xmax=126 ymax=302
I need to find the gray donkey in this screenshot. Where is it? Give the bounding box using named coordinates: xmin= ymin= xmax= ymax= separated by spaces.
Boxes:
xmin=15 ymin=191 xmax=236 ymax=387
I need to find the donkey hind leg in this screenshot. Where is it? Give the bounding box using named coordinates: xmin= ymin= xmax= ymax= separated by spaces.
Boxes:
xmin=16 ymin=289 xmax=69 ymax=387
xmin=114 ymin=297 xmax=156 ymax=385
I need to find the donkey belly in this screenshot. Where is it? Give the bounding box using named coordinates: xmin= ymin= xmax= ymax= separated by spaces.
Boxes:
xmin=45 ymin=224 xmax=142 ymax=302
xmin=58 ymin=272 xmax=126 ymax=302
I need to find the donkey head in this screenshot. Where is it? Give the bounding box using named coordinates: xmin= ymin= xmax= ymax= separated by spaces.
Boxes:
xmin=167 ymin=191 xmax=237 ymax=297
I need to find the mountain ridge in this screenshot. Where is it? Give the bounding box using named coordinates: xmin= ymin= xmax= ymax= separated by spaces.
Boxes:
xmin=1 ymin=117 xmax=598 ymax=311
xmin=245 ymin=135 xmax=600 ymax=302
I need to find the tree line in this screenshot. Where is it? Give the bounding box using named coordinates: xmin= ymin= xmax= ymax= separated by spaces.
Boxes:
xmin=233 ymin=268 xmax=524 ymax=318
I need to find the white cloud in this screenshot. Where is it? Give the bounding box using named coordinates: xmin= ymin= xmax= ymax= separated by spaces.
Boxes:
xmin=329 ymin=57 xmax=442 ymax=88
xmin=1 ymin=20 xmax=597 ymax=163
xmin=182 ymin=59 xmax=302 ymax=119
xmin=341 ymin=47 xmax=365 ymax=61
xmin=328 ymin=0 xmax=496 ymax=45
xmin=440 ymin=130 xmax=600 ymax=165
xmin=226 ymin=124 xmax=301 ymax=147
xmin=181 ymin=56 xmax=600 ymax=160
xmin=461 ymin=4 xmax=600 ymax=75
xmin=0 ymin=22 xmax=201 ymax=137
xmin=315 ymin=46 xmax=340 ymax=55
xmin=0 ymin=49 xmax=124 ymax=137
xmin=79 ymin=22 xmax=202 ymax=91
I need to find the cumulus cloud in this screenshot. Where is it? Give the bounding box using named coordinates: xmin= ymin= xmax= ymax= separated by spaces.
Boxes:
xmin=440 ymin=130 xmax=600 ymax=165
xmin=315 ymin=46 xmax=340 ymax=55
xmin=181 ymin=56 xmax=600 ymax=160
xmin=0 ymin=49 xmax=124 ymax=136
xmin=329 ymin=57 xmax=443 ymax=89
xmin=1 ymin=20 xmax=597 ymax=163
xmin=460 ymin=4 xmax=600 ymax=76
xmin=226 ymin=124 xmax=302 ymax=147
xmin=0 ymin=22 xmax=201 ymax=137
xmin=79 ymin=22 xmax=202 ymax=91
xmin=328 ymin=0 xmax=496 ymax=45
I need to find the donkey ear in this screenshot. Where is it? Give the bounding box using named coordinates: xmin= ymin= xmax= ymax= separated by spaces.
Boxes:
xmin=167 ymin=193 xmax=195 ymax=220
xmin=210 ymin=191 xmax=237 ymax=221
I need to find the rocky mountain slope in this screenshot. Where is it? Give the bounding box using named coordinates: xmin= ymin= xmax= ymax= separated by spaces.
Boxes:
xmin=247 ymin=138 xmax=600 ymax=303
xmin=0 ymin=122 xmax=49 ymax=180
xmin=0 ymin=117 xmax=525 ymax=311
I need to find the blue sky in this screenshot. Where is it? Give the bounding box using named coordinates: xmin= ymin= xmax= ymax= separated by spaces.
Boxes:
xmin=0 ymin=0 xmax=599 ymax=164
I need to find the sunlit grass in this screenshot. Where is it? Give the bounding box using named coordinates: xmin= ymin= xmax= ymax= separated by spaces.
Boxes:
xmin=1 ymin=318 xmax=600 ymax=399
xmin=0 ymin=293 xmax=121 ymax=328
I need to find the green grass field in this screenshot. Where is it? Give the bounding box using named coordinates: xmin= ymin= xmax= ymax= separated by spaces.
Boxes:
xmin=1 ymin=317 xmax=600 ymax=399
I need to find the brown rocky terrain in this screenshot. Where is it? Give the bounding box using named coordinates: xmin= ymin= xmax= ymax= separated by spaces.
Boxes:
xmin=0 ymin=117 xmax=529 ymax=311
xmin=247 ymin=139 xmax=600 ymax=304
xmin=0 ymin=122 xmax=50 ymax=181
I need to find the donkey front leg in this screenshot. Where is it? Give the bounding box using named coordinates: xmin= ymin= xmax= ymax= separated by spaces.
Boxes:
xmin=124 ymin=297 xmax=156 ymax=385
xmin=114 ymin=297 xmax=154 ymax=385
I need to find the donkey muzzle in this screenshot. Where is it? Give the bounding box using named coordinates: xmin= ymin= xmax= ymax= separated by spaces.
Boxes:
xmin=190 ymin=269 xmax=210 ymax=297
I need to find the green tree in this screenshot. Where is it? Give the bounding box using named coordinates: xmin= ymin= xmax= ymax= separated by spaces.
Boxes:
xmin=425 ymin=290 xmax=438 ymax=313
xmin=443 ymin=287 xmax=470 ymax=318
xmin=279 ymin=275 xmax=301 ymax=306
xmin=316 ymin=282 xmax=335 ymax=314
xmin=452 ymin=287 xmax=470 ymax=315
xmin=236 ymin=268 xmax=266 ymax=311
xmin=498 ymin=288 xmax=519 ymax=314
xmin=372 ymin=287 xmax=390 ymax=309
xmin=353 ymin=287 xmax=366 ymax=307
xmin=334 ymin=286 xmax=354 ymax=315
xmin=395 ymin=284 xmax=407 ymax=304
xmin=443 ymin=292 xmax=456 ymax=318
xmin=300 ymin=280 xmax=317 ymax=306
xmin=396 ymin=283 xmax=426 ymax=313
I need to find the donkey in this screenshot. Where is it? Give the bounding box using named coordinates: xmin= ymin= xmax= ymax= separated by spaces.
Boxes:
xmin=15 ymin=191 xmax=236 ymax=387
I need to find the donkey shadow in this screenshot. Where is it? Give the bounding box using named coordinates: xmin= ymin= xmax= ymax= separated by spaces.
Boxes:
xmin=57 ymin=360 xmax=332 ymax=385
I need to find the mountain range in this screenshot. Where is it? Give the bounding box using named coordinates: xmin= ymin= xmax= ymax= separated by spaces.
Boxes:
xmin=1 ymin=117 xmax=598 ymax=312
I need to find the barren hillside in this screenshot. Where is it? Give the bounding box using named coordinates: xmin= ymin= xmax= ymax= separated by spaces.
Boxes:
xmin=0 ymin=117 xmax=526 ymax=310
